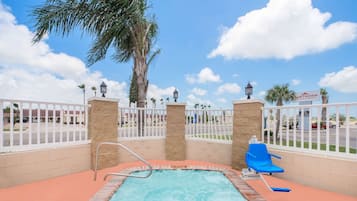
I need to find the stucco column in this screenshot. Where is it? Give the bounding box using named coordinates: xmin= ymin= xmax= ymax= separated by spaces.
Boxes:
xmin=166 ymin=103 xmax=186 ymax=160
xmin=88 ymin=97 xmax=119 ymax=170
xmin=232 ymin=100 xmax=264 ymax=170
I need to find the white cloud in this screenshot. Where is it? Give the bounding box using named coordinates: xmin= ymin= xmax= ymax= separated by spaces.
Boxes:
xmin=146 ymin=84 xmax=176 ymax=102
xmin=185 ymin=75 xmax=196 ymax=84
xmin=291 ymin=79 xmax=301 ymax=86
xmin=185 ymin=67 xmax=221 ymax=84
xmin=250 ymin=81 xmax=257 ymax=86
xmin=232 ymin=73 xmax=239 ymax=78
xmin=209 ymin=0 xmax=357 ymax=60
xmin=0 ymin=4 xmax=87 ymax=79
xmin=216 ymin=83 xmax=241 ymax=94
xmin=258 ymin=91 xmax=266 ymax=97
xmin=217 ymin=98 xmax=227 ymax=103
xmin=0 ymin=3 xmax=128 ymax=105
xmin=186 ymin=94 xmax=213 ymax=107
xmin=0 ymin=68 xmax=128 ymax=104
xmin=319 ymin=66 xmax=357 ymax=93
xmin=191 ymin=88 xmax=207 ymax=96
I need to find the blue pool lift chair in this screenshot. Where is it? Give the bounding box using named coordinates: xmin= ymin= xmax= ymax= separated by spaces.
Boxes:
xmin=244 ymin=143 xmax=291 ymax=192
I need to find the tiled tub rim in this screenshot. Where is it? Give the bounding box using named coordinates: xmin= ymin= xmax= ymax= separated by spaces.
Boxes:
xmin=90 ymin=165 xmax=265 ymax=201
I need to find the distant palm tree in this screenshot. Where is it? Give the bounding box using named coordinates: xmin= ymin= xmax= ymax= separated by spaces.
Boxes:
xmin=160 ymin=98 xmax=164 ymax=106
xmin=91 ymin=86 xmax=97 ymax=97
xmin=150 ymin=97 xmax=156 ymax=108
xmin=320 ymin=88 xmax=329 ymax=126
xmin=13 ymin=103 xmax=19 ymax=126
xmin=32 ymin=0 xmax=159 ymax=108
xmin=78 ymin=84 xmax=85 ymax=105
xmin=265 ymin=84 xmax=296 ymax=136
xmin=194 ymin=104 xmax=199 ymax=109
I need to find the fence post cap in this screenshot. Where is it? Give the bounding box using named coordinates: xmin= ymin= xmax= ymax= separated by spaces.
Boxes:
xmin=88 ymin=97 xmax=119 ymax=103
xmin=233 ymin=99 xmax=264 ymax=105
xmin=166 ymin=103 xmax=186 ymax=106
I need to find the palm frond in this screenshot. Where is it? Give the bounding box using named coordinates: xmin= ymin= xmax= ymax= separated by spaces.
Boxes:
xmin=147 ymin=49 xmax=160 ymax=66
xmin=32 ymin=0 xmax=90 ymax=42
xmin=265 ymin=84 xmax=296 ymax=105
xmin=320 ymin=88 xmax=328 ymax=96
xmin=32 ymin=0 xmax=159 ymax=107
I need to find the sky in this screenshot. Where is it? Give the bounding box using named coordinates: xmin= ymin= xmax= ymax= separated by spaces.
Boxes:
xmin=0 ymin=0 xmax=357 ymax=108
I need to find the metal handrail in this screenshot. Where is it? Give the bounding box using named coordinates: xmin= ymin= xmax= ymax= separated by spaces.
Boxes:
xmin=93 ymin=142 xmax=153 ymax=181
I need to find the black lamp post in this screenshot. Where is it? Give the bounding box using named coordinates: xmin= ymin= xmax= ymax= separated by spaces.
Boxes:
xmin=100 ymin=81 xmax=107 ymax=97
xmin=245 ymin=82 xmax=253 ymax=99
xmin=173 ymin=89 xmax=178 ymax=102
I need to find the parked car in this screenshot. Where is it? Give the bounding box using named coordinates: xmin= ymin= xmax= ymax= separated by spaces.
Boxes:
xmin=311 ymin=122 xmax=336 ymax=129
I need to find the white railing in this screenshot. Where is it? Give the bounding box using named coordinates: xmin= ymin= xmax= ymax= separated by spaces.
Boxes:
xmin=262 ymin=102 xmax=357 ymax=159
xmin=0 ymin=99 xmax=89 ymax=152
xmin=118 ymin=107 xmax=166 ymax=139
xmin=185 ymin=109 xmax=233 ymax=143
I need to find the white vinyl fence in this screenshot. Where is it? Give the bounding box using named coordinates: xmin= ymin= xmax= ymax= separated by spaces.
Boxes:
xmin=262 ymin=102 xmax=357 ymax=159
xmin=185 ymin=109 xmax=233 ymax=143
xmin=0 ymin=99 xmax=89 ymax=152
xmin=118 ymin=107 xmax=166 ymax=139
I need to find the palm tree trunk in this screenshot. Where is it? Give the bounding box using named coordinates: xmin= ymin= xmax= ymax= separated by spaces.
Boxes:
xmin=135 ymin=59 xmax=147 ymax=108
xmin=83 ymin=90 xmax=85 ymax=106
xmin=135 ymin=57 xmax=148 ymax=136
xmin=83 ymin=90 xmax=86 ymax=125
xmin=321 ymin=96 xmax=327 ymax=128
xmin=275 ymin=100 xmax=283 ymax=139
xmin=321 ymin=107 xmax=327 ymax=128
xmin=275 ymin=109 xmax=280 ymax=139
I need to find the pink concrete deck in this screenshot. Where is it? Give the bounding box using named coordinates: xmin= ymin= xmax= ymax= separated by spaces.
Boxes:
xmin=0 ymin=160 xmax=356 ymax=201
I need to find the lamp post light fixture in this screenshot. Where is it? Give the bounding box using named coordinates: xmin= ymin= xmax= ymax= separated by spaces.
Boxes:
xmin=173 ymin=88 xmax=179 ymax=102
xmin=245 ymin=82 xmax=253 ymax=100
xmin=100 ymin=81 xmax=107 ymax=98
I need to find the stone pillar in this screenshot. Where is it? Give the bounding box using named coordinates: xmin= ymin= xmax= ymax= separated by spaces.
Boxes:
xmin=166 ymin=103 xmax=186 ymax=160
xmin=88 ymin=97 xmax=119 ymax=170
xmin=232 ymin=100 xmax=264 ymax=170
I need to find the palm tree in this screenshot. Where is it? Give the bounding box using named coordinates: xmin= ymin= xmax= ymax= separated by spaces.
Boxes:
xmin=78 ymin=84 xmax=85 ymax=105
xmin=91 ymin=86 xmax=97 ymax=97
xmin=13 ymin=103 xmax=19 ymax=126
xmin=265 ymin=84 xmax=296 ymax=136
xmin=32 ymin=0 xmax=159 ymax=108
xmin=129 ymin=68 xmax=138 ymax=104
xmin=320 ymin=88 xmax=329 ymax=127
xmin=150 ymin=97 xmax=156 ymax=108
